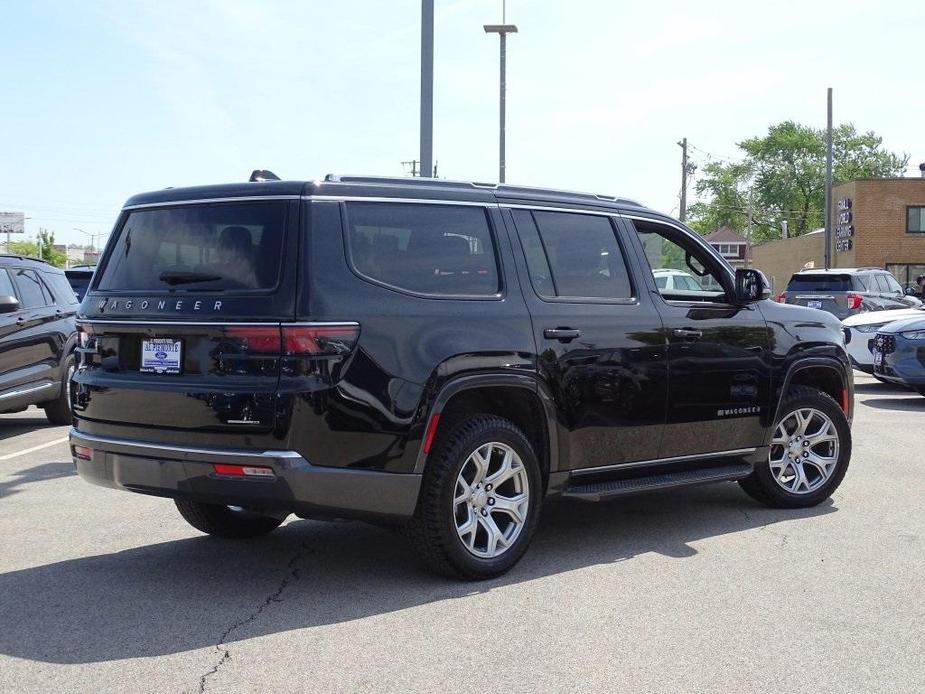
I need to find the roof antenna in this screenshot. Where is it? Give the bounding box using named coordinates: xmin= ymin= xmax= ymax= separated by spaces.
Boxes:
xmin=249 ymin=169 xmax=281 ymax=182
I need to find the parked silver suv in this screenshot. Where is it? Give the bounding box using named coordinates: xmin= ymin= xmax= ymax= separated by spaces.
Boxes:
xmin=778 ymin=268 xmax=921 ymax=319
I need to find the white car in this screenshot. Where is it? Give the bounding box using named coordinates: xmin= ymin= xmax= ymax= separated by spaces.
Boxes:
xmin=653 ymin=269 xmax=703 ymax=292
xmin=843 ymin=306 xmax=925 ymax=374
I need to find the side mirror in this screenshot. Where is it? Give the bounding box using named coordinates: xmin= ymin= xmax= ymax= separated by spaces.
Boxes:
xmin=0 ymin=295 xmax=21 ymax=313
xmin=735 ymin=269 xmax=771 ymax=305
xmin=905 ymin=287 xmax=916 ymax=296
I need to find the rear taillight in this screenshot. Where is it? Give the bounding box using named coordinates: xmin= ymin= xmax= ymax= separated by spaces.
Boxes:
xmin=224 ymin=326 xmax=282 ymax=353
xmin=282 ymin=324 xmax=360 ymax=356
xmin=847 ymin=293 xmax=863 ymax=310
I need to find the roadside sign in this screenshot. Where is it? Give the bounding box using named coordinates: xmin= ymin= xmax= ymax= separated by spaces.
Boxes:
xmin=0 ymin=212 xmax=25 ymax=235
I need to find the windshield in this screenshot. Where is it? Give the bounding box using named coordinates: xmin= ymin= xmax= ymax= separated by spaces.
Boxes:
xmin=96 ymin=202 xmax=287 ymax=292
xmin=786 ymin=274 xmax=853 ymax=292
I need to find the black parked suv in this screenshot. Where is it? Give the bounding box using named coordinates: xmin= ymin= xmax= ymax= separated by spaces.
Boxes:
xmin=1 ymin=255 xmax=78 ymax=424
xmin=70 ymin=175 xmax=854 ymax=579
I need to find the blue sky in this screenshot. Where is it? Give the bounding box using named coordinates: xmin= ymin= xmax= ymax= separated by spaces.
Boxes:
xmin=2 ymin=0 xmax=923 ymax=246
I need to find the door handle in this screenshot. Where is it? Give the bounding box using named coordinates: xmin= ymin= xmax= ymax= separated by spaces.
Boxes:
xmin=544 ymin=328 xmax=581 ymax=341
xmin=672 ymin=328 xmax=703 ymax=340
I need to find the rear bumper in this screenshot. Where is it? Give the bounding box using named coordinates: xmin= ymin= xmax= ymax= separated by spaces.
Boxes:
xmin=69 ymin=429 xmax=421 ymax=520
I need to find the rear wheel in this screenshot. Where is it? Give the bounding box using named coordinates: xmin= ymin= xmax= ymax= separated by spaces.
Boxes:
xmin=405 ymin=414 xmax=541 ymax=580
xmin=175 ymin=499 xmax=285 ymax=538
xmin=43 ymin=355 xmax=75 ymax=425
xmin=739 ymin=386 xmax=851 ymax=508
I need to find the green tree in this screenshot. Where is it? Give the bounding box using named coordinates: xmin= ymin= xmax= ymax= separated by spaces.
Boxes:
xmin=689 ymin=121 xmax=908 ymax=242
xmin=37 ymin=229 xmax=67 ymax=268
xmin=8 ymin=240 xmax=39 ymax=257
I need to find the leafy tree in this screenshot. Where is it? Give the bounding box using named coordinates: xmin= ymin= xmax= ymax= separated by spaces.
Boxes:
xmin=8 ymin=240 xmax=39 ymax=257
xmin=689 ymin=121 xmax=908 ymax=242
xmin=37 ymin=229 xmax=67 ymax=268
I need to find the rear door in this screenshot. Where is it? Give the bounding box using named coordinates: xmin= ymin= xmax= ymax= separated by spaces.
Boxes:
xmin=7 ymin=267 xmax=59 ymax=390
xmin=0 ymin=266 xmax=39 ymax=399
xmin=623 ymin=216 xmax=772 ymax=458
xmin=505 ymin=206 xmax=667 ymax=470
xmin=73 ymin=199 xmax=299 ymax=436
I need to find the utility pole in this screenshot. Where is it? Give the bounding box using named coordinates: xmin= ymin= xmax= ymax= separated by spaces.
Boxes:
xmin=747 ymin=191 xmax=754 ymax=267
xmin=401 ymin=160 xmax=420 ymax=177
xmin=420 ymin=0 xmax=434 ymax=179
xmin=678 ymin=137 xmax=691 ymax=222
xmin=824 ymin=87 xmax=834 ymax=270
xmin=484 ymin=1 xmax=517 ymax=183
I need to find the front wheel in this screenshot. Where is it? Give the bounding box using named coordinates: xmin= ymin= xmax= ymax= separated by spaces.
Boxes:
xmin=405 ymin=414 xmax=542 ymax=580
xmin=175 ymin=499 xmax=285 ymax=538
xmin=739 ymin=386 xmax=851 ymax=508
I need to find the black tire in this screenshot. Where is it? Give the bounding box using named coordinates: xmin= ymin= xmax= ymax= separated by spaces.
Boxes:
xmin=739 ymin=386 xmax=851 ymax=508
xmin=43 ymin=354 xmax=75 ymax=425
xmin=175 ymin=499 xmax=285 ymax=538
xmin=405 ymin=414 xmax=542 ymax=580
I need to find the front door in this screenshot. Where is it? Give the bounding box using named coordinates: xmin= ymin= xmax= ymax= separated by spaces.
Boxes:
xmin=622 ymin=217 xmax=772 ymax=458
xmin=504 ymin=207 xmax=667 ymax=470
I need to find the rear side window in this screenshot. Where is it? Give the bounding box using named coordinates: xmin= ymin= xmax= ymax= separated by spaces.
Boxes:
xmin=96 ymin=202 xmax=288 ymax=292
xmin=873 ymin=274 xmax=891 ymax=292
xmin=345 ymin=202 xmax=499 ymax=296
xmin=514 ymin=209 xmax=632 ymax=299
xmin=0 ymin=268 xmax=15 ymax=299
xmin=786 ymin=274 xmax=852 ymax=292
xmin=44 ymin=272 xmax=79 ymax=305
xmin=13 ymin=269 xmax=52 ymax=308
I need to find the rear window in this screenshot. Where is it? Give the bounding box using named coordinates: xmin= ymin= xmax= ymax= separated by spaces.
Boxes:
xmin=96 ymin=202 xmax=288 ymax=292
xmin=43 ymin=271 xmax=79 ymax=305
xmin=345 ymin=202 xmax=499 ymax=296
xmin=786 ymin=274 xmax=852 ymax=292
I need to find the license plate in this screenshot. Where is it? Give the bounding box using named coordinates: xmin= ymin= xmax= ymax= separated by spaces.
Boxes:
xmin=874 ymin=349 xmax=883 ymax=367
xmin=141 ymin=338 xmax=182 ymax=374
xmin=807 ymin=300 xmax=823 ymax=309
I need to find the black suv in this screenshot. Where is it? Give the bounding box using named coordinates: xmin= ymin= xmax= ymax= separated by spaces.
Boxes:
xmin=779 ymin=268 xmax=919 ymax=318
xmin=0 ymin=255 xmax=78 ymax=424
xmin=70 ymin=176 xmax=854 ymax=579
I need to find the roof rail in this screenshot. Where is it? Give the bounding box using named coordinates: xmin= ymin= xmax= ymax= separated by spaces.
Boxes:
xmin=322 ymin=174 xmax=642 ymax=206
xmin=0 ymin=253 xmax=50 ymax=265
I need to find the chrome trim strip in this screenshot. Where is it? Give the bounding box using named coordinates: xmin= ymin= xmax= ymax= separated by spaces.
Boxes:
xmin=500 ymin=202 xmax=625 ymax=216
xmin=69 ymin=430 xmax=303 ymax=460
xmin=123 ymin=195 xmax=301 ymax=210
xmin=305 ymin=195 xmax=494 ymax=207
xmin=0 ymin=382 xmax=57 ymax=401
xmin=76 ymin=319 xmax=360 ymax=328
xmin=571 ymin=447 xmax=760 ymax=476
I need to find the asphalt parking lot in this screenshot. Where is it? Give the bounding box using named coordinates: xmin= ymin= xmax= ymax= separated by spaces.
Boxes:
xmin=0 ymin=373 xmax=922 ymax=694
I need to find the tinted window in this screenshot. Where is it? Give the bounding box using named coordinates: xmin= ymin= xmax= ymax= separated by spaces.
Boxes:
xmin=96 ymin=202 xmax=287 ymax=291
xmin=526 ymin=211 xmax=632 ymax=299
xmin=885 ymin=274 xmax=904 ymax=294
xmin=13 ymin=269 xmax=50 ymax=308
xmin=908 ymin=207 xmax=925 ymax=233
xmin=786 ymin=274 xmax=852 ymax=292
xmin=0 ymin=269 xmax=15 ymax=299
xmin=345 ymin=203 xmax=499 ymax=296
xmin=44 ymin=272 xmax=79 ymax=305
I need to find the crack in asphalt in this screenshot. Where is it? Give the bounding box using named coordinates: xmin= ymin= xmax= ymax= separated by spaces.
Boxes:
xmin=197 ymin=542 xmax=311 ymax=693
xmin=741 ymin=508 xmax=789 ymax=548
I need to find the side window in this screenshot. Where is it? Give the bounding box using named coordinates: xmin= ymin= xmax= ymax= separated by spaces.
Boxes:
xmin=886 ymin=275 xmax=903 ymax=294
xmin=344 ymin=203 xmax=500 ymax=296
xmin=12 ymin=269 xmax=51 ymax=308
xmin=44 ymin=272 xmax=79 ymax=305
xmin=514 ymin=210 xmax=633 ymax=299
xmin=0 ymin=268 xmax=16 ymax=299
xmin=631 ymin=221 xmax=729 ymax=302
xmin=873 ymin=274 xmax=890 ymax=293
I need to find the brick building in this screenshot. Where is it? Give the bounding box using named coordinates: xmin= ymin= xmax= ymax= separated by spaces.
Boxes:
xmin=704 ymin=226 xmax=750 ymax=269
xmin=751 ymin=177 xmax=925 ymax=291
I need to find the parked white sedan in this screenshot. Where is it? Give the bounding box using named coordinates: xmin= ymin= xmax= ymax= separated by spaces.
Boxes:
xmin=843 ymin=306 xmax=924 ymax=374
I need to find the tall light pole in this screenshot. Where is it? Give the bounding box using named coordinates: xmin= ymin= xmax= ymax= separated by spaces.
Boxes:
xmin=824 ymin=87 xmax=834 ymax=270
xmin=420 ymin=0 xmax=434 ymax=178
xmin=484 ymin=4 xmax=517 ymax=184
xmin=74 ymin=227 xmax=94 ymax=251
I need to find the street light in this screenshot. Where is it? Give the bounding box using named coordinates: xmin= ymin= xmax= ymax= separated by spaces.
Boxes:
xmin=484 ymin=8 xmax=517 ymax=184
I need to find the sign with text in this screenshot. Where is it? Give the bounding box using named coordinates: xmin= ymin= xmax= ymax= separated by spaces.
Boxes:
xmin=835 ymin=198 xmax=853 ymax=252
xmin=0 ymin=212 xmax=25 ymax=235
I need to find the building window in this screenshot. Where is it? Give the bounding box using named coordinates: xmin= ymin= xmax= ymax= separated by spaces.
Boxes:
xmin=715 ymin=243 xmax=741 ymax=258
xmin=907 ymin=207 xmax=925 ymax=233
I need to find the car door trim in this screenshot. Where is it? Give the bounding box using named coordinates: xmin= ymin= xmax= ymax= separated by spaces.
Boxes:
xmin=0 ymin=381 xmax=57 ymax=401
xmin=570 ymin=447 xmax=760 ymax=476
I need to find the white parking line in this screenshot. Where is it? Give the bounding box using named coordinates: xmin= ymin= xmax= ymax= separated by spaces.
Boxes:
xmin=0 ymin=436 xmax=70 ymax=461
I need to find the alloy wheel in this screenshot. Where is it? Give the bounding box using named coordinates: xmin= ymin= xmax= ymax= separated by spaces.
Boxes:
xmin=769 ymin=407 xmax=840 ymax=494
xmin=454 ymin=442 xmax=530 ymax=558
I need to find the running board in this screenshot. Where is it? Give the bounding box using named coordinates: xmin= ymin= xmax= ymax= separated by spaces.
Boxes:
xmin=562 ymin=463 xmax=753 ymax=502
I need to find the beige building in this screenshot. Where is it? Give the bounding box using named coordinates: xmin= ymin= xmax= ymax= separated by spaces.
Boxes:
xmin=752 ymin=177 xmax=925 ymax=292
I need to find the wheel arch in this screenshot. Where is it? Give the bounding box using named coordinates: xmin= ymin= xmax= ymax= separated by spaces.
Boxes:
xmin=412 ymin=374 xmax=561 ymax=489
xmin=774 ymin=357 xmax=852 ymax=429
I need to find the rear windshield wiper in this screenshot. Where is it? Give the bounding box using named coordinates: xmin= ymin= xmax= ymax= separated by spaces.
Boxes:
xmin=158 ymin=271 xmax=223 ymax=286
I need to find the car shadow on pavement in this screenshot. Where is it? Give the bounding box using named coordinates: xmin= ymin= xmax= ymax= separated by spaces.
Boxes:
xmin=0 ymin=416 xmax=58 ymax=442
xmin=0 ymin=462 xmax=76 ymax=499
xmin=0 ymin=483 xmax=835 ymax=665
xmin=860 ymin=396 xmax=925 ymax=411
